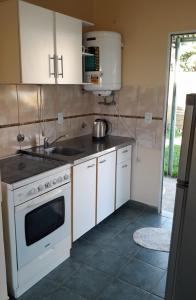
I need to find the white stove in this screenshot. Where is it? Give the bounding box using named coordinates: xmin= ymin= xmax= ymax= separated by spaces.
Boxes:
xmin=1 ymin=154 xmax=72 ymax=298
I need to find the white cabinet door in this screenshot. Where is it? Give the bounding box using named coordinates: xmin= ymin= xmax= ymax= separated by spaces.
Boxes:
xmin=116 ymin=159 xmax=131 ymax=209
xmin=55 ymin=13 xmax=82 ymax=84
xmin=97 ymin=151 xmax=116 ymax=224
xmin=73 ymin=159 xmax=96 ymax=241
xmin=19 ymin=1 xmax=55 ymax=84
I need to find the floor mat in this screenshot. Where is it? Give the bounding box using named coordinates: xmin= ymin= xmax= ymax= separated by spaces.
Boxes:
xmin=133 ymin=227 xmax=171 ymax=252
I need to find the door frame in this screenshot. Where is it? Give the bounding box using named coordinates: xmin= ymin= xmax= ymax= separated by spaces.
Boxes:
xmin=158 ymin=30 xmax=196 ymax=214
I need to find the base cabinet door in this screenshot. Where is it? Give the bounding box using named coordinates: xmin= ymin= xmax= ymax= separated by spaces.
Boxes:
xmin=73 ymin=159 xmax=96 ymax=241
xmin=116 ymin=160 xmax=131 ymax=209
xmin=97 ymin=151 xmax=116 ymax=224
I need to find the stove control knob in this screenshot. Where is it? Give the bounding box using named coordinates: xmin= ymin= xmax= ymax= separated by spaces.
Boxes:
xmin=53 ymin=179 xmax=57 ymax=185
xmin=28 ymin=188 xmax=36 ymax=196
xmin=57 ymin=176 xmax=63 ymax=183
xmin=64 ymin=174 xmax=69 ymax=181
xmin=45 ymin=182 xmax=51 ymax=188
xmin=38 ymin=185 xmax=44 ymax=192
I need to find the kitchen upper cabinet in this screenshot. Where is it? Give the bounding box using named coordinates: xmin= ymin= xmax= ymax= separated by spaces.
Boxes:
xmin=55 ymin=13 xmax=82 ymax=84
xmin=73 ymin=159 xmax=96 ymax=241
xmin=97 ymin=151 xmax=116 ymax=224
xmin=19 ymin=1 xmax=55 ymax=84
xmin=116 ymin=146 xmax=132 ymax=209
xmin=0 ymin=0 xmax=83 ymax=84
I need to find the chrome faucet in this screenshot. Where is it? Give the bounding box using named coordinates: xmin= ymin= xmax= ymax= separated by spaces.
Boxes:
xmin=43 ymin=134 xmax=68 ymax=149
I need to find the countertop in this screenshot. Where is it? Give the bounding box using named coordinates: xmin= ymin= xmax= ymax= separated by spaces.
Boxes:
xmin=22 ymin=135 xmax=135 ymax=165
xmin=0 ymin=154 xmax=67 ymax=184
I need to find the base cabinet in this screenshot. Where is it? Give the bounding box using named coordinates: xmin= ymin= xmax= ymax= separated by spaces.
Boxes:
xmin=73 ymin=159 xmax=96 ymax=242
xmin=116 ymin=160 xmax=131 ymax=209
xmin=97 ymin=151 xmax=116 ymax=224
xmin=72 ymin=146 xmax=132 ymax=241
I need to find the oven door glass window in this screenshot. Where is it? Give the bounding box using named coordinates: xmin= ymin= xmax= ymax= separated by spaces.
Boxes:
xmin=25 ymin=196 xmax=65 ymax=246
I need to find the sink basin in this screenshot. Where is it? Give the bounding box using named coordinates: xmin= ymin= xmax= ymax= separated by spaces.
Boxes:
xmin=51 ymin=147 xmax=84 ymax=156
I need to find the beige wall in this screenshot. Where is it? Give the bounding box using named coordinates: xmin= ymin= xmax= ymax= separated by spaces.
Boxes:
xmin=93 ymin=0 xmax=196 ymax=86
xmin=0 ymin=0 xmax=95 ymax=21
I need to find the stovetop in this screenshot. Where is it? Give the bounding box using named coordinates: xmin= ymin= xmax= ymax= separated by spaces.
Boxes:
xmin=0 ymin=154 xmax=67 ymax=184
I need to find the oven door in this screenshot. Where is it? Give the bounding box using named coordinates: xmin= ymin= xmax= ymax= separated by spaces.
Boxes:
xmin=15 ymin=184 xmax=69 ymax=270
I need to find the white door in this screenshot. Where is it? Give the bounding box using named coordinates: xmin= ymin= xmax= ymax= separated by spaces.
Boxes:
xmin=19 ymin=1 xmax=55 ymax=84
xmin=73 ymin=159 xmax=96 ymax=241
xmin=55 ymin=13 xmax=82 ymax=84
xmin=116 ymin=160 xmax=131 ymax=209
xmin=97 ymin=151 xmax=116 ymax=224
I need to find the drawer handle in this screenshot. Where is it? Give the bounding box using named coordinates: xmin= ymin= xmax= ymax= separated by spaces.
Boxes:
xmin=57 ymin=55 xmax=64 ymax=78
xmin=122 ymin=164 xmax=128 ymax=168
xmin=122 ymin=149 xmax=128 ymax=154
xmin=49 ymin=55 xmax=55 ymax=77
xmin=99 ymin=159 xmax=106 ymax=164
xmin=87 ymin=164 xmax=95 ymax=168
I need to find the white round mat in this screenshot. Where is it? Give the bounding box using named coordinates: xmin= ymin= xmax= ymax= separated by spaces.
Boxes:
xmin=133 ymin=227 xmax=171 ymax=252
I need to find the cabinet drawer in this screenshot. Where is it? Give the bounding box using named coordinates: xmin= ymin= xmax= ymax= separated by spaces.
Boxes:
xmin=117 ymin=145 xmax=132 ymax=163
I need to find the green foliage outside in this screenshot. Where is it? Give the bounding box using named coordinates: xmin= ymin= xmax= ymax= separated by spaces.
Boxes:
xmin=164 ymin=144 xmax=181 ymax=177
xmin=164 ymin=127 xmax=182 ymax=178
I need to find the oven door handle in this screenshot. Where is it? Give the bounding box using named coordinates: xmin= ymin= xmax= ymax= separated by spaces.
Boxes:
xmin=15 ymin=188 xmax=66 ymax=212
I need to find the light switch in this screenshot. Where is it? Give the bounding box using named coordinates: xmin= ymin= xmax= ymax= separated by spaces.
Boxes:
xmin=144 ymin=112 xmax=152 ymax=124
xmin=57 ymin=112 xmax=64 ymax=124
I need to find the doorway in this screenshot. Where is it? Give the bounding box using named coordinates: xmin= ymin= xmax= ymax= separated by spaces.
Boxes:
xmin=162 ymin=33 xmax=196 ymax=216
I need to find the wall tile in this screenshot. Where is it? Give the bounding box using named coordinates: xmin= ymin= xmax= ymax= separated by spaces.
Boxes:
xmin=0 ymin=85 xmax=18 ymax=126
xmin=0 ymin=126 xmax=20 ymax=157
xmin=17 ymin=85 xmax=39 ymax=123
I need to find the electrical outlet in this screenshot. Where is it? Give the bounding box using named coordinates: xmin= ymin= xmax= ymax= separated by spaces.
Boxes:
xmin=144 ymin=112 xmax=152 ymax=124
xmin=57 ymin=112 xmax=64 ymax=125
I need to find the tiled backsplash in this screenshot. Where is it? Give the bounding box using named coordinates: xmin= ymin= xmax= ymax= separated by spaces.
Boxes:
xmin=0 ymin=84 xmax=165 ymax=158
xmin=0 ymin=84 xmax=94 ymax=157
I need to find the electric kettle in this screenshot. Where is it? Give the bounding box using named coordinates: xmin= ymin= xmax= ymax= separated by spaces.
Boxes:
xmin=92 ymin=119 xmax=111 ymax=139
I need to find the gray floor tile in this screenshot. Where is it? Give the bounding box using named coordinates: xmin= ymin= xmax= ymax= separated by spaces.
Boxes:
xmin=151 ymin=273 xmax=167 ymax=298
xmin=46 ymin=257 xmax=81 ymax=284
xmin=82 ymin=226 xmax=116 ymax=246
xmin=43 ymin=286 xmax=86 ymax=300
xmin=63 ymin=264 xmax=113 ymax=299
xmin=97 ymin=279 xmax=150 ymax=300
xmin=85 ymin=248 xmax=128 ymax=276
xmin=136 ymin=210 xmax=168 ymax=227
xmin=96 ymin=214 xmax=130 ymax=236
xmin=104 ymin=231 xmax=140 ymax=258
xmin=147 ymin=294 xmax=163 ymax=300
xmin=118 ymin=258 xmax=165 ymax=293
xmin=18 ymin=278 xmax=59 ymax=300
xmin=70 ymin=238 xmax=99 ymax=263
xmin=136 ymin=248 xmax=169 ymax=270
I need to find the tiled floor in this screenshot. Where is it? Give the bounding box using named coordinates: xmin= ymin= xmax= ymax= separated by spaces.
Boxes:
xmin=13 ymin=201 xmax=172 ymax=300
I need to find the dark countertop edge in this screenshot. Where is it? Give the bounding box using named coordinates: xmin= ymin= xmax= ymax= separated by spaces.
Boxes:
xmin=21 ymin=135 xmax=136 ymax=166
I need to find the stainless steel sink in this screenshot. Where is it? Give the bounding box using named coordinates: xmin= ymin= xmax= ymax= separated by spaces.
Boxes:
xmin=48 ymin=147 xmax=84 ymax=156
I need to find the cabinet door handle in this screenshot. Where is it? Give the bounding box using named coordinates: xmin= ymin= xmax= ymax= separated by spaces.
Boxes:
xmin=99 ymin=159 xmax=106 ymax=164
xmin=122 ymin=164 xmax=128 ymax=168
xmin=122 ymin=149 xmax=128 ymax=154
xmin=57 ymin=55 xmax=64 ymax=78
xmin=49 ymin=55 xmax=55 ymax=77
xmin=87 ymin=164 xmax=95 ymax=169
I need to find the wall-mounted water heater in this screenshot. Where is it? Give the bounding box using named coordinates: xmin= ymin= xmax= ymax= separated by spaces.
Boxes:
xmin=83 ymin=31 xmax=122 ymax=97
